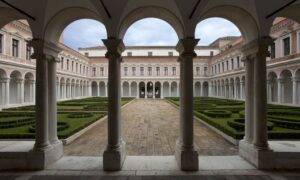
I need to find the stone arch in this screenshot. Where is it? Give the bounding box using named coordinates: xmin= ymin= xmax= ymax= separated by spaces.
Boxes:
xmin=171 ymin=81 xmax=178 ymax=97
xmin=195 ymin=5 xmax=259 ymax=43
xmin=202 ymin=81 xmax=209 ymax=97
xmin=9 ymin=70 xmax=22 ymax=104
xmin=154 ymin=82 xmax=161 ymax=99
xmin=230 ymin=78 xmax=235 ymax=98
xmin=280 ymin=69 xmax=293 ymax=104
xmin=0 ymin=7 xmax=32 ymax=30
xmin=91 ymin=81 xmax=98 ymax=97
xmin=235 ymin=77 xmax=241 ymax=99
xmin=194 ymin=82 xmax=201 ymax=97
xmin=24 ymin=72 xmax=35 ymax=103
xmin=131 ymin=81 xmax=138 ymax=97
xmin=118 ymin=6 xmax=184 ymax=39
xmin=139 ymin=82 xmax=146 ymax=98
xmin=99 ymin=81 xmax=106 ymax=97
xmin=44 ymin=7 xmax=106 ymax=44
xmin=123 ymin=81 xmax=130 ymax=97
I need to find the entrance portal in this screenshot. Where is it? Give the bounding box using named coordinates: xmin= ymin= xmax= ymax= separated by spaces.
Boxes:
xmin=146 ymin=82 xmax=154 ymax=98
xmin=139 ymin=82 xmax=145 ymax=98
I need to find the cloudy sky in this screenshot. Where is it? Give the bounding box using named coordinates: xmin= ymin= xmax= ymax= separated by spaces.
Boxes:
xmin=63 ymin=18 xmax=241 ymax=50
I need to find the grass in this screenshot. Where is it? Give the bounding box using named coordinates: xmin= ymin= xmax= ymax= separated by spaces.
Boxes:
xmin=165 ymin=97 xmax=300 ymax=140
xmin=0 ymin=97 xmax=134 ymax=139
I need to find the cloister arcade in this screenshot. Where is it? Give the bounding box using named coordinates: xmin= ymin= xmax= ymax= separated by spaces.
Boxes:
xmin=0 ymin=0 xmax=300 ymax=173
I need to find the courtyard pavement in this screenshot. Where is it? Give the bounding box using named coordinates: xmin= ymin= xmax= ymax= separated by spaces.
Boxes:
xmin=64 ymin=99 xmax=238 ymax=156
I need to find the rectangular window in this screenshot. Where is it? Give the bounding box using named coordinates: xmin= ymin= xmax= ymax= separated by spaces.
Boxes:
xmin=211 ymin=67 xmax=214 ymax=75
xmin=61 ymin=57 xmax=64 ymax=69
xmin=80 ymin=64 xmax=82 ymax=74
xmin=237 ymin=57 xmax=240 ymax=68
xmin=156 ymin=67 xmax=160 ymax=76
xmin=83 ymin=65 xmax=85 ymax=74
xmin=270 ymin=43 xmax=276 ymax=59
xmin=0 ymin=34 xmax=3 ymax=54
xmin=92 ymin=67 xmax=96 ymax=77
xmin=67 ymin=59 xmax=69 ymax=70
xmin=127 ymin=52 xmax=132 ymax=56
xmin=26 ymin=43 xmax=32 ymax=60
xmin=100 ymin=67 xmax=104 ymax=76
xmin=196 ymin=67 xmax=200 ymax=76
xmin=164 ymin=67 xmax=168 ymax=76
xmin=132 ymin=67 xmax=136 ymax=76
xmin=148 ymin=52 xmax=153 ymax=56
xmin=210 ymin=51 xmax=214 ymax=57
xmin=172 ymin=67 xmax=176 ymax=76
xmin=204 ymin=67 xmax=208 ymax=76
xmin=76 ymin=63 xmax=78 ymax=73
xmin=218 ymin=64 xmax=220 ymax=73
xmin=215 ymin=65 xmax=217 ymax=74
xmin=124 ymin=67 xmax=128 ymax=76
xmin=86 ymin=67 xmax=88 ymax=75
xmin=71 ymin=61 xmax=74 ymax=71
xmin=84 ymin=52 xmax=89 ymax=56
xmin=283 ymin=37 xmax=290 ymax=56
xmin=168 ymin=52 xmax=173 ymax=56
xmin=231 ymin=59 xmax=234 ymax=70
xmin=140 ymin=67 xmax=144 ymax=76
xmin=148 ymin=67 xmax=152 ymax=76
xmin=226 ymin=61 xmax=229 ymax=71
xmin=12 ymin=39 xmax=19 ymax=57
xmin=222 ymin=62 xmax=224 ymax=72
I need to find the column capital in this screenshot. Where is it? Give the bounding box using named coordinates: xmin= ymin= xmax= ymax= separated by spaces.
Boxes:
xmin=292 ymin=77 xmax=300 ymax=82
xmin=103 ymin=38 xmax=125 ymax=60
xmin=277 ymin=78 xmax=285 ymax=83
xmin=241 ymin=36 xmax=274 ymax=62
xmin=176 ymin=38 xmax=200 ymax=59
xmin=29 ymin=38 xmax=62 ymax=63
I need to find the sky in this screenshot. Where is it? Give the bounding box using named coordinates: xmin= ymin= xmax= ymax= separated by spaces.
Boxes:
xmin=63 ymin=18 xmax=241 ymax=50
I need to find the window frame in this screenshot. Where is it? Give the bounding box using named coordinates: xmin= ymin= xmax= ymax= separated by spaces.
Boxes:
xmin=12 ymin=38 xmax=20 ymax=57
xmin=282 ymin=35 xmax=291 ymax=56
xmin=0 ymin=33 xmax=3 ymax=54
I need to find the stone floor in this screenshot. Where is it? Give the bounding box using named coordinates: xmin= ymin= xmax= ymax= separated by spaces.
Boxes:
xmin=64 ymin=99 xmax=238 ymax=156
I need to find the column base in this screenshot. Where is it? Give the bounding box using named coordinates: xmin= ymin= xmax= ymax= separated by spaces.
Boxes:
xmin=103 ymin=140 xmax=126 ymax=171
xmin=0 ymin=140 xmax=63 ymax=170
xmin=239 ymin=140 xmax=274 ymax=169
xmin=175 ymin=140 xmax=199 ymax=171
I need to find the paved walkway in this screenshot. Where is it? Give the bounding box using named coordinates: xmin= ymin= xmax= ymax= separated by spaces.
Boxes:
xmin=64 ymin=99 xmax=238 ymax=156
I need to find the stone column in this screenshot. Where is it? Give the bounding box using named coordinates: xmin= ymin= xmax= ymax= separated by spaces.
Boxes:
xmin=175 ymin=38 xmax=199 ymax=171
xmin=1 ymin=81 xmax=6 ymax=106
xmin=240 ymin=81 xmax=245 ymax=100
xmin=16 ymin=79 xmax=24 ymax=104
xmin=129 ymin=83 xmax=132 ymax=97
xmin=56 ymin=82 xmax=60 ymax=100
xmin=160 ymin=84 xmax=163 ymax=99
xmin=137 ymin=82 xmax=140 ymax=99
xmin=267 ymin=80 xmax=272 ymax=103
xmin=292 ymin=77 xmax=299 ymax=105
xmin=277 ymin=78 xmax=284 ymax=103
xmin=239 ymin=37 xmax=273 ymax=169
xmin=169 ymin=83 xmax=171 ymax=97
xmin=4 ymin=78 xmax=10 ymax=106
xmin=103 ymin=39 xmax=126 ymax=171
xmin=105 ymin=83 xmax=108 ymax=97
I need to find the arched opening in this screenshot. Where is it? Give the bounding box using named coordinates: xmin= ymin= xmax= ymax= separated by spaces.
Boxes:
xmin=24 ymin=72 xmax=35 ymax=103
xmin=99 ymin=81 xmax=106 ymax=97
xmin=268 ymin=72 xmax=278 ymax=103
xmin=146 ymin=82 xmax=154 ymax=98
xmin=195 ymin=82 xmax=201 ymax=97
xmin=60 ymin=78 xmax=66 ymax=99
xmin=139 ymin=82 xmax=146 ymax=98
xmin=66 ymin=78 xmax=70 ymax=98
xmin=131 ymin=82 xmax=138 ymax=97
xmin=230 ymin=78 xmax=235 ymax=99
xmin=235 ymin=77 xmax=241 ymax=99
xmin=171 ymin=82 xmax=178 ymax=97
xmin=280 ymin=70 xmax=293 ymax=104
xmin=91 ymin=81 xmax=98 ymax=97
xmin=202 ymin=82 xmax=209 ymax=97
xmin=122 ymin=82 xmax=130 ymax=97
xmin=9 ymin=71 xmax=22 ymax=104
xmin=154 ymin=82 xmax=161 ymax=99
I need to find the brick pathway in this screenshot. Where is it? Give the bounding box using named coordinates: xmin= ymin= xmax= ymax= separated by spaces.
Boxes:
xmin=64 ymin=99 xmax=238 ymax=156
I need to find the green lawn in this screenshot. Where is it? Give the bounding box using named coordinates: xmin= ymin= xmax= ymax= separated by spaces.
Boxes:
xmin=0 ymin=97 xmax=134 ymax=139
xmin=166 ymin=97 xmax=300 ymax=140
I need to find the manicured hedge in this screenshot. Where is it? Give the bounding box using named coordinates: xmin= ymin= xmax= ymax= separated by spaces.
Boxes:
xmin=203 ymin=110 xmax=232 ymax=118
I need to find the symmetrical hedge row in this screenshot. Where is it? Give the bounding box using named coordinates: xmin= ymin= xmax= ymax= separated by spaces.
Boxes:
xmin=165 ymin=97 xmax=300 ymax=140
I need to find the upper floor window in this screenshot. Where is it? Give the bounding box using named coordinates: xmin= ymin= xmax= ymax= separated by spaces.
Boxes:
xmin=156 ymin=67 xmax=160 ymax=76
xmin=148 ymin=51 xmax=153 ymax=56
xmin=83 ymin=65 xmax=85 ymax=74
xmin=226 ymin=61 xmax=229 ymax=71
xmin=76 ymin=62 xmax=78 ymax=73
xmin=231 ymin=59 xmax=234 ymax=70
xmin=140 ymin=67 xmax=144 ymax=76
xmin=298 ymin=32 xmax=300 ymax=52
xmin=218 ymin=64 xmax=220 ymax=73
xmin=204 ymin=67 xmax=208 ymax=76
xmin=80 ymin=64 xmax=82 ymax=74
xmin=12 ymin=39 xmax=19 ymax=57
xmin=196 ymin=67 xmax=200 ymax=76
xmin=164 ymin=67 xmax=168 ymax=76
xmin=283 ymin=37 xmax=290 ymax=56
xmin=0 ymin=34 xmax=3 ymax=54
xmin=210 ymin=51 xmax=214 ymax=57
xmin=127 ymin=52 xmax=132 ymax=56
xmin=84 ymin=52 xmax=89 ymax=57
xmin=92 ymin=67 xmax=96 ymax=77
xmin=168 ymin=52 xmax=173 ymax=56
xmin=172 ymin=67 xmax=176 ymax=76
xmin=215 ymin=65 xmax=217 ymax=74
xmin=61 ymin=57 xmax=64 ymax=69
xmin=270 ymin=42 xmax=276 ymax=59
xmin=124 ymin=67 xmax=128 ymax=76
xmin=132 ymin=67 xmax=136 ymax=76
xmin=148 ymin=67 xmax=152 ymax=76
xmin=86 ymin=67 xmax=89 ymax=75
xmin=222 ymin=62 xmax=224 ymax=72
xmin=211 ymin=67 xmax=214 ymax=75
xmin=237 ymin=57 xmax=240 ymax=68
xmin=67 ymin=59 xmax=70 ymax=70
xmin=71 ymin=61 xmax=74 ymax=71
xmin=100 ymin=67 xmax=104 ymax=76
xmin=26 ymin=43 xmax=32 ymax=60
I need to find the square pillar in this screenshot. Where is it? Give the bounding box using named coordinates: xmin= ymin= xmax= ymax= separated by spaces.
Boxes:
xmin=175 ymin=38 xmax=199 ymax=171
xmin=103 ymin=39 xmax=126 ymax=171
xmin=292 ymin=77 xmax=299 ymax=105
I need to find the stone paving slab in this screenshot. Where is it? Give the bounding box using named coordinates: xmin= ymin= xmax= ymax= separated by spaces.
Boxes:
xmin=64 ymin=99 xmax=238 ymax=156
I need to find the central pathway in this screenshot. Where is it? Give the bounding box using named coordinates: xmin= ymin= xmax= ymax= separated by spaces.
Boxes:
xmin=64 ymin=99 xmax=238 ymax=156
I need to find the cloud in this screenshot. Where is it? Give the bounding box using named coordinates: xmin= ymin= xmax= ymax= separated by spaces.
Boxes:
xmin=63 ymin=18 xmax=241 ymax=49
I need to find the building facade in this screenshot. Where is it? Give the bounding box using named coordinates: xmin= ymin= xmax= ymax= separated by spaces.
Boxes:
xmin=1 ymin=18 xmax=300 ymax=109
